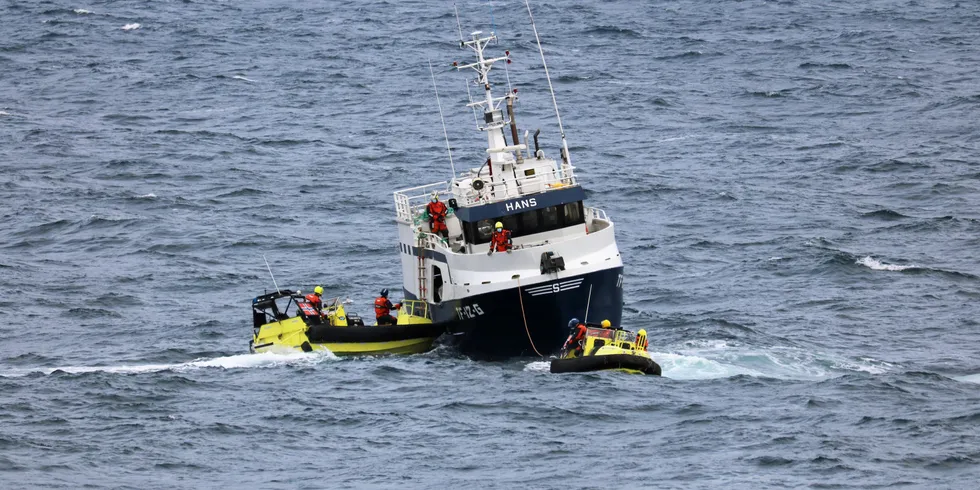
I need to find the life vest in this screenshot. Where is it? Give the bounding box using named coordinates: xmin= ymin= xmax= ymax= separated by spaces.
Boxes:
xmin=374 ymin=296 xmax=392 ymax=318
xmin=490 ymin=229 xmax=512 ymax=252
xmin=298 ymin=302 xmax=319 ymax=317
xmin=305 ymin=293 xmax=322 ymax=308
xmin=572 ymin=324 xmax=587 ymax=343
xmin=427 ymin=201 xmax=448 ymax=232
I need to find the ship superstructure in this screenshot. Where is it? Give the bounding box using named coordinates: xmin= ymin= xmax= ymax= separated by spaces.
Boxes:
xmin=392 ymin=21 xmax=624 ymax=359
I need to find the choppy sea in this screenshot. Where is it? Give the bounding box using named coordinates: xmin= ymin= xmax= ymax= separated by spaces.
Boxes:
xmin=2 ymin=0 xmax=980 ymax=488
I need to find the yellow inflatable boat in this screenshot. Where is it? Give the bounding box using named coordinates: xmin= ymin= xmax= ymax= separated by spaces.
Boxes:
xmin=249 ymin=290 xmax=444 ymax=356
xmin=550 ymin=325 xmax=661 ymax=375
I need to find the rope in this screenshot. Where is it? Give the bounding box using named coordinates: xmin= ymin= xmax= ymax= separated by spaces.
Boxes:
xmin=516 ymin=277 xmax=543 ymax=357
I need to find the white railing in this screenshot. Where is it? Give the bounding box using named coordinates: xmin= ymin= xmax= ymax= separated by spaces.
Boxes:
xmin=586 ymin=206 xmax=608 ymax=222
xmin=585 ymin=206 xmax=611 ymax=234
xmin=393 ymin=181 xmax=449 ymax=222
xmin=394 ymin=164 xmax=581 ymax=227
xmin=452 ymin=164 xmax=577 ymax=207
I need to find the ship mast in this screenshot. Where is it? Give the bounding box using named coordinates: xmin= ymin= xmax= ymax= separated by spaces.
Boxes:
xmin=456 ymin=31 xmax=524 ymax=171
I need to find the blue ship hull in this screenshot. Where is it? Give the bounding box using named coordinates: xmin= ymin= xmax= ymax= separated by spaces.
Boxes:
xmin=428 ymin=266 xmax=624 ymax=359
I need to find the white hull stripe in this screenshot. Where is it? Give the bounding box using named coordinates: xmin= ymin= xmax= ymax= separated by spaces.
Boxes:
xmin=524 ymin=278 xmax=585 ymax=296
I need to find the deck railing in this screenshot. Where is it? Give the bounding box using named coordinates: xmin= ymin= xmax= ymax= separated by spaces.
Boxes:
xmin=393 ymin=165 xmax=578 ymax=223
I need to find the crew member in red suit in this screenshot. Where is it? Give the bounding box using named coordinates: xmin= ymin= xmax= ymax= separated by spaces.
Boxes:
xmin=487 ymin=221 xmax=512 ymax=255
xmin=561 ymin=318 xmax=588 ymax=357
xmin=374 ymin=288 xmax=401 ymax=326
xmin=426 ymin=193 xmax=449 ymax=239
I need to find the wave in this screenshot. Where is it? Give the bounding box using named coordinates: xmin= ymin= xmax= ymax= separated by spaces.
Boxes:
xmin=954 ymin=373 xmax=980 ymax=384
xmin=215 ymin=188 xmax=266 ymax=198
xmin=747 ymin=89 xmax=793 ymax=98
xmin=523 ymin=361 xmax=551 ymax=372
xmin=655 ymin=50 xmax=708 ymax=60
xmin=861 ymin=209 xmax=909 ymax=220
xmin=799 ymin=62 xmax=853 ymax=69
xmin=0 ymin=350 xmax=337 ymax=378
xmin=856 ymin=256 xmax=918 ymax=272
xmin=583 ymin=26 xmax=643 ymax=39
xmin=122 ymin=23 xmax=141 ymax=31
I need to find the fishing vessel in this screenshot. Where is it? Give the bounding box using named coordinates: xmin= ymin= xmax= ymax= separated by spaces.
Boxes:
xmin=391 ymin=4 xmax=624 ymax=359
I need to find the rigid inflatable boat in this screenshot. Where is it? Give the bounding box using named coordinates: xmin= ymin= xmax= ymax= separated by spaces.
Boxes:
xmin=550 ymin=325 xmax=661 ymax=375
xmin=249 ymin=290 xmax=444 ymax=356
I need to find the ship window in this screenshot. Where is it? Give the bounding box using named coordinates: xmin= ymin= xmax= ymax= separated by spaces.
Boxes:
xmin=476 ymin=219 xmax=493 ymax=241
xmin=541 ymin=206 xmax=560 ymax=229
xmin=501 ymin=214 xmax=519 ymax=234
xmin=563 ymin=202 xmax=582 ymax=224
xmin=520 ymin=209 xmax=539 ymax=230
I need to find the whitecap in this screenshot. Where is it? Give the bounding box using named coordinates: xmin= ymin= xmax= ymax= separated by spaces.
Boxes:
xmin=654 ymin=342 xmax=890 ymax=381
xmin=137 ymin=193 xmax=157 ymax=199
xmin=74 ymin=9 xmax=92 ymax=14
xmin=857 ymin=256 xmax=917 ymax=271
xmin=523 ymin=360 xmax=552 ymax=372
xmin=232 ymin=75 xmax=255 ymax=82
xmin=122 ymin=23 xmax=141 ymax=31
xmin=0 ymin=111 xmax=9 ymax=117
xmin=654 ymin=351 xmax=763 ymax=380
xmin=0 ymin=350 xmax=336 ymax=377
xmin=954 ymin=373 xmax=980 ymax=384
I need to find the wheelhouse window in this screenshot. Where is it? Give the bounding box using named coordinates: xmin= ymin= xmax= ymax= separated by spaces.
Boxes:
xmin=520 ymin=209 xmax=539 ymax=230
xmin=475 ymin=219 xmax=493 ymax=241
xmin=462 ymin=200 xmax=586 ymax=245
xmin=563 ymin=202 xmax=582 ymax=224
xmin=540 ymin=206 xmax=559 ymax=229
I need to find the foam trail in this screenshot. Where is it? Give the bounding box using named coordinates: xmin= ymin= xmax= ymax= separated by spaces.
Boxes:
xmin=654 ymin=341 xmax=890 ymax=380
xmin=857 ymin=256 xmax=917 ymax=271
xmin=523 ymin=360 xmax=551 ymax=372
xmin=655 ymin=352 xmax=764 ymax=380
xmin=0 ymin=350 xmax=336 ymax=377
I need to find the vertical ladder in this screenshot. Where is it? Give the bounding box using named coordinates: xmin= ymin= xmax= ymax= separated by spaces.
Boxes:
xmin=416 ymin=235 xmax=428 ymax=301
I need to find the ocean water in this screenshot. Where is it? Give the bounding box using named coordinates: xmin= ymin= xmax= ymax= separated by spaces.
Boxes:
xmin=2 ymin=0 xmax=980 ymax=488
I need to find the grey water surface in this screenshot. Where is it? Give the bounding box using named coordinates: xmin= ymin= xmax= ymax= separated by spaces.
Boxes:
xmin=2 ymin=0 xmax=980 ymax=488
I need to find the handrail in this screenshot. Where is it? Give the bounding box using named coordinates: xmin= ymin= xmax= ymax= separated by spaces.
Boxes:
xmin=394 ymin=181 xmax=450 ymax=221
xmin=399 ymin=299 xmax=431 ymax=320
xmin=451 ymin=164 xmax=577 ymax=207
xmin=586 ymin=206 xmax=608 ymax=222
xmin=394 ymin=165 xmax=579 ymax=222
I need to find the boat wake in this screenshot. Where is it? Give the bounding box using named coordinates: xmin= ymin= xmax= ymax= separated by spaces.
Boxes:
xmin=656 ymin=341 xmax=892 ymax=380
xmin=525 ymin=340 xmax=893 ymax=381
xmin=0 ymin=350 xmax=337 ymax=377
